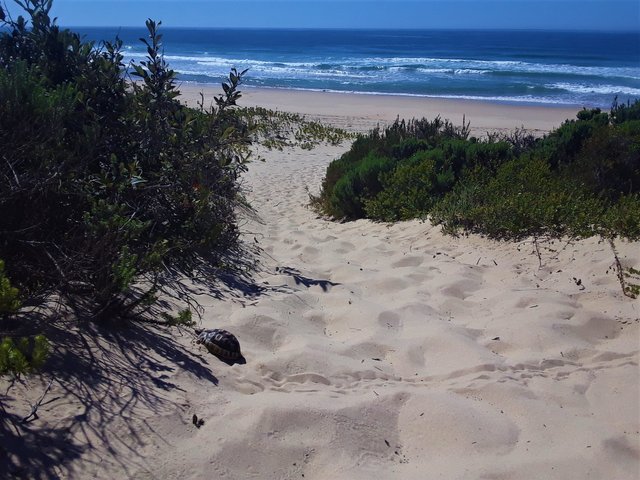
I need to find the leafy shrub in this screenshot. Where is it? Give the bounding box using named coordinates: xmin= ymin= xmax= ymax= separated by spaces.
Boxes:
xmin=328 ymin=153 xmax=395 ymax=219
xmin=365 ymin=152 xmax=441 ymax=221
xmin=0 ymin=335 xmax=49 ymax=377
xmin=610 ymin=97 xmax=640 ymax=125
xmin=566 ymin=120 xmax=640 ymax=200
xmin=365 ymin=147 xmax=459 ymax=221
xmin=0 ymin=2 xmax=251 ymax=321
xmin=316 ymin=98 xmax=640 ymax=243
xmin=599 ymin=194 xmax=640 ymax=240
xmin=313 ymin=116 xmax=471 ymax=218
xmin=538 ymin=107 xmax=609 ymax=169
xmin=0 ymin=256 xmax=48 ymax=377
xmin=461 ymin=140 xmax=513 ymax=172
xmin=432 ymin=156 xmax=605 ymax=240
xmin=390 ymin=138 xmax=433 ymax=160
xmin=0 ymin=259 xmax=21 ymax=315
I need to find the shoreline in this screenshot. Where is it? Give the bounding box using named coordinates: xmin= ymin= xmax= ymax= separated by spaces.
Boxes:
xmin=178 ymin=83 xmax=582 ymax=134
xmin=186 ymin=82 xmax=587 ymax=109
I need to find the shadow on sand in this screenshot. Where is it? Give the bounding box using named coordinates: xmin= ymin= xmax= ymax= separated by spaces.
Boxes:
xmin=0 ymin=242 xmax=263 ymax=479
xmin=0 ymin=237 xmax=320 ymax=478
xmin=1 ymin=316 xmax=220 ymax=479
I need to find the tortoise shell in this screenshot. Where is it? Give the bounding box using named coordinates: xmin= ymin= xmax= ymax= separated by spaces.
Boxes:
xmin=196 ymin=328 xmax=245 ymax=364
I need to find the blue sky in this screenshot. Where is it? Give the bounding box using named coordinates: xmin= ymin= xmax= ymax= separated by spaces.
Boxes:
xmin=3 ymin=0 xmax=639 ymax=30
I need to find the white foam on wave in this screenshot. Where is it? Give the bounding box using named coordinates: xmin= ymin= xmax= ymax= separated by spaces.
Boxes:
xmin=122 ymin=49 xmax=640 ymax=81
xmin=453 ymin=69 xmax=489 ymax=75
xmin=121 ymin=46 xmax=638 ymax=108
xmin=550 ymin=82 xmax=640 ymax=96
xmin=361 ymin=56 xmax=523 ymax=67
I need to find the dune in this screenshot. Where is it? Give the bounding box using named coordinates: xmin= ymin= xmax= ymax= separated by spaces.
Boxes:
xmin=2 ymin=88 xmax=638 ymax=479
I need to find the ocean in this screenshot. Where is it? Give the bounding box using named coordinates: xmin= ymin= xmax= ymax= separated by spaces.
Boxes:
xmin=75 ymin=28 xmax=640 ymax=108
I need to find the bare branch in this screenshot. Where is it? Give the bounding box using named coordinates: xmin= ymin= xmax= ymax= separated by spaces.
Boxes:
xmin=21 ymin=377 xmax=54 ymax=423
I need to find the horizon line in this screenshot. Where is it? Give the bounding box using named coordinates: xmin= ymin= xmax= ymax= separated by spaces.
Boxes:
xmin=60 ymin=25 xmax=639 ymax=33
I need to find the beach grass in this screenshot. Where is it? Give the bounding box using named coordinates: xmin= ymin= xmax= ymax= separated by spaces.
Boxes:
xmin=237 ymin=106 xmax=355 ymax=151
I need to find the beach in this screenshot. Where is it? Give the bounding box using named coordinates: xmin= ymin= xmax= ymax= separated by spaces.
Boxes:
xmin=179 ymin=84 xmax=582 ymax=135
xmin=3 ymin=88 xmax=639 ymax=479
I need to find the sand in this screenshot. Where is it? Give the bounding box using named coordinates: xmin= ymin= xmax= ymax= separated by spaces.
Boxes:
xmin=179 ymin=84 xmax=581 ymax=136
xmin=2 ymin=88 xmax=639 ymax=479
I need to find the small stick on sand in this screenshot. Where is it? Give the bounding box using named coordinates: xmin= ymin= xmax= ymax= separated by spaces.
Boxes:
xmin=22 ymin=377 xmax=54 ymax=423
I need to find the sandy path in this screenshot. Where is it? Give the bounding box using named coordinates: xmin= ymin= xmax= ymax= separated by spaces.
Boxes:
xmin=134 ymin=140 xmax=639 ymax=479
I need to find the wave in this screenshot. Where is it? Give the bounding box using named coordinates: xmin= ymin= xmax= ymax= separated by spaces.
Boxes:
xmin=121 ymin=49 xmax=640 ymax=80
xmin=173 ymin=79 xmax=586 ymax=106
xmin=341 ymin=56 xmax=640 ymax=79
xmin=549 ymin=82 xmax=640 ymax=96
xmin=123 ymin=45 xmax=640 ymax=108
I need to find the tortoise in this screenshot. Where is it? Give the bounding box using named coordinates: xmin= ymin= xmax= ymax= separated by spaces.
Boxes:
xmin=195 ymin=328 xmax=246 ymax=365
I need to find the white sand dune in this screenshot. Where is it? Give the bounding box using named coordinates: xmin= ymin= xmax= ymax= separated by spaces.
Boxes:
xmin=151 ymin=137 xmax=637 ymax=480
xmin=2 ymin=90 xmax=638 ymax=479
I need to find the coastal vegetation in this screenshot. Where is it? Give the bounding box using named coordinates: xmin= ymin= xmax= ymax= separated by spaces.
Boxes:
xmin=0 ymin=2 xmax=253 ymax=325
xmin=313 ymin=101 xmax=640 ymax=296
xmin=237 ymin=106 xmax=354 ymax=151
xmin=314 ymin=102 xmax=640 ymax=235
xmin=1 ymin=2 xmax=636 ymax=478
xmin=0 ymin=0 xmax=348 ymax=332
xmin=0 ymin=2 xmax=354 ymax=433
xmin=0 ymin=0 xmax=247 ymax=448
xmin=0 ymin=259 xmax=48 ymax=378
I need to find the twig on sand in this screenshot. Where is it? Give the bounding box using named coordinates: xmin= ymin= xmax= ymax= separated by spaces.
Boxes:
xmin=22 ymin=377 xmax=54 ymax=423
xmin=608 ymin=237 xmax=635 ymax=299
xmin=533 ymin=236 xmax=543 ymax=269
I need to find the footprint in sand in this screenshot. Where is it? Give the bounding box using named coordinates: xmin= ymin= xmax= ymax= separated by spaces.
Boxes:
xmin=391 ymin=255 xmax=424 ymax=268
xmin=257 ymin=369 xmax=333 ymax=393
xmin=441 ymin=278 xmax=482 ymax=300
xmin=334 ymin=241 xmax=356 ymax=254
xmin=378 ymin=311 xmax=403 ymax=330
xmin=234 ymin=377 xmax=266 ymax=395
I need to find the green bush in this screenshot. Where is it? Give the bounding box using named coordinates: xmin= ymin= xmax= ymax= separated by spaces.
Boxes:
xmin=328 ymin=152 xmax=395 ymax=219
xmin=365 ymin=152 xmax=442 ymax=221
xmin=0 ymin=2 xmax=251 ymax=321
xmin=313 ymin=116 xmax=471 ymax=219
xmin=318 ymin=134 xmax=385 ymax=206
xmin=610 ymin=97 xmax=640 ymax=125
xmin=318 ymin=128 xmax=513 ymax=222
xmin=0 ymin=257 xmax=48 ymax=377
xmin=317 ymin=99 xmax=640 ymax=243
xmin=365 ymin=147 xmax=461 ymax=221
xmin=0 ymin=259 xmax=20 ymax=314
xmin=432 ymin=156 xmax=605 ymax=240
xmin=599 ymin=194 xmax=640 ymax=240
xmin=461 ymin=140 xmax=513 ymax=172
xmin=0 ymin=335 xmax=49 ymax=377
xmin=538 ymin=107 xmax=609 ymax=169
xmin=566 ymin=120 xmax=640 ymax=200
